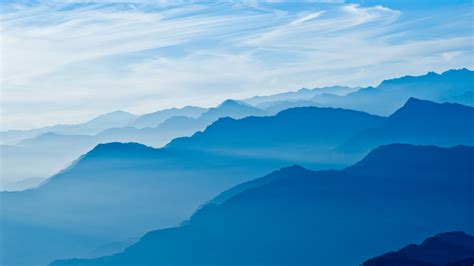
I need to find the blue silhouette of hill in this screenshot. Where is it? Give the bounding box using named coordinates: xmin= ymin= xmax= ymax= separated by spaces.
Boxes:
xmin=311 ymin=68 xmax=474 ymax=115
xmin=132 ymin=106 xmax=206 ymax=128
xmin=363 ymin=231 xmax=474 ymax=266
xmin=3 ymin=69 xmax=473 ymax=188
xmin=0 ymin=110 xmax=138 ymax=145
xmin=50 ymin=144 xmax=474 ymax=266
xmin=243 ymin=85 xmax=358 ymax=113
xmin=3 ymin=99 xmax=474 ymax=265
xmin=0 ymin=100 xmax=266 ymax=188
xmin=3 ymin=98 xmax=474 ymax=265
xmin=0 ymin=105 xmax=382 ymax=265
xmin=168 ymin=106 xmax=384 ymax=153
xmin=339 ymin=98 xmax=474 ymax=153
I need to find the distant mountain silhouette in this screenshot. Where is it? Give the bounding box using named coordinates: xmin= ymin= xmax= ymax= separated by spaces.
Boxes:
xmin=132 ymin=106 xmax=207 ymax=128
xmin=3 ymin=98 xmax=473 ymax=192
xmin=1 ymin=133 xmax=97 ymax=188
xmin=363 ymin=232 xmax=474 ymax=266
xmin=51 ymin=144 xmax=474 ymax=266
xmin=243 ymin=85 xmax=357 ymax=106
xmin=0 ymin=110 xmax=138 ymax=145
xmin=168 ymin=106 xmax=384 ymax=154
xmin=256 ymin=99 xmax=322 ymax=114
xmin=2 ymin=69 xmax=473 ymax=186
xmin=311 ymin=68 xmax=474 ymax=115
xmin=2 ymin=68 xmax=472 ymax=147
xmin=339 ymin=98 xmax=474 ymax=153
xmin=90 ymin=99 xmax=268 ymax=147
xmin=1 ymin=105 xmax=382 ymax=265
xmin=0 ymin=106 xmax=208 ymax=146
xmin=0 ymin=100 xmax=265 ymax=188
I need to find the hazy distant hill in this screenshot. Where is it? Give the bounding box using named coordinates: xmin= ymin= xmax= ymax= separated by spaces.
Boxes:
xmin=0 ymin=106 xmax=207 ymax=146
xmin=0 ymin=100 xmax=265 ymax=188
xmin=243 ymin=85 xmax=357 ymax=106
xmin=3 ymin=99 xmax=474 ymax=264
xmin=99 ymin=99 xmax=268 ymax=147
xmin=339 ymin=98 xmax=474 ymax=153
xmin=1 ymin=105 xmax=382 ymax=265
xmin=2 ymin=69 xmax=473 ymax=188
xmin=363 ymin=231 xmax=474 ymax=266
xmin=3 ymin=97 xmax=473 ymax=191
xmin=132 ymin=106 xmax=207 ymax=128
xmin=311 ymin=68 xmax=474 ymax=115
xmin=51 ymin=144 xmax=474 ymax=266
xmin=0 ymin=111 xmax=137 ymax=145
xmin=167 ymin=106 xmax=384 ymax=157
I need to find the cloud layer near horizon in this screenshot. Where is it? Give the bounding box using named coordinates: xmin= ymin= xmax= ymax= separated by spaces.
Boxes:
xmin=1 ymin=0 xmax=473 ymax=129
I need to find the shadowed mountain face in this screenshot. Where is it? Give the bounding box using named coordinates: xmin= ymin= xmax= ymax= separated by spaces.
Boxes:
xmin=363 ymin=232 xmax=474 ymax=266
xmin=311 ymin=68 xmax=474 ymax=115
xmin=339 ymin=98 xmax=474 ymax=153
xmin=167 ymin=106 xmax=385 ymax=156
xmin=0 ymin=106 xmax=382 ymax=265
xmin=51 ymin=144 xmax=474 ymax=266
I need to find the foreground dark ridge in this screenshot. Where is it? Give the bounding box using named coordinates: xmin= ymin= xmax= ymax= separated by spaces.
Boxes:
xmin=51 ymin=144 xmax=474 ymax=266
xmin=363 ymin=231 xmax=474 ymax=266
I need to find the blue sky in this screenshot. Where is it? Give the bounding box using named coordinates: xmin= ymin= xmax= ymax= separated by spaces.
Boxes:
xmin=1 ymin=0 xmax=473 ymax=129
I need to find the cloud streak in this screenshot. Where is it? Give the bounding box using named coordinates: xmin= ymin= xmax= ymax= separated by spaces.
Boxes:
xmin=1 ymin=0 xmax=472 ymax=129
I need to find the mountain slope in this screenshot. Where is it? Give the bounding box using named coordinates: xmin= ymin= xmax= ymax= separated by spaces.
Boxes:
xmin=168 ymin=106 xmax=385 ymax=156
xmin=51 ymin=144 xmax=474 ymax=266
xmin=311 ymin=68 xmax=474 ymax=115
xmin=363 ymin=232 xmax=474 ymax=266
xmin=93 ymin=99 xmax=268 ymax=147
xmin=1 ymin=106 xmax=382 ymax=265
xmin=132 ymin=106 xmax=207 ymax=128
xmin=0 ymin=100 xmax=266 ymax=188
xmin=339 ymin=98 xmax=474 ymax=153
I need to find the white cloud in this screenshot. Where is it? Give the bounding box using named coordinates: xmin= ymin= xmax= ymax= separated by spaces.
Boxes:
xmin=0 ymin=1 xmax=472 ymax=129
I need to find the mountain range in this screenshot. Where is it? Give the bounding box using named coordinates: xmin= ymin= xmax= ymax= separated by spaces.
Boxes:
xmin=51 ymin=144 xmax=474 ymax=266
xmin=310 ymin=68 xmax=474 ymax=115
xmin=242 ymin=69 xmax=474 ymax=115
xmin=339 ymin=97 xmax=474 ymax=153
xmin=1 ymin=69 xmax=473 ymax=266
xmin=0 ymin=100 xmax=265 ymax=188
xmin=0 ymin=106 xmax=207 ymax=146
xmin=2 ymin=97 xmax=474 ymax=265
xmin=0 ymin=102 xmax=384 ymax=265
xmin=363 ymin=231 xmax=474 ymax=266
xmin=2 ymin=69 xmax=473 ymax=189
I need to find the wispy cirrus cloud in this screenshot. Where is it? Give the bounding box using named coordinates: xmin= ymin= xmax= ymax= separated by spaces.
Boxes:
xmin=1 ymin=0 xmax=472 ymax=129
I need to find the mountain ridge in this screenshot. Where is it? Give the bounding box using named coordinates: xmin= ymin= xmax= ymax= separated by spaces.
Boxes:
xmin=50 ymin=144 xmax=474 ymax=266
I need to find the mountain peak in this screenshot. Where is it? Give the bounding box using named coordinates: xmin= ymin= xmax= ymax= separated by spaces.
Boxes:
xmin=218 ymin=99 xmax=247 ymax=108
xmin=85 ymin=142 xmax=156 ymax=158
xmin=403 ymin=97 xmax=433 ymax=107
xmin=85 ymin=110 xmax=138 ymax=126
xmin=97 ymin=110 xmax=136 ymax=118
xmin=390 ymin=98 xmax=474 ymax=120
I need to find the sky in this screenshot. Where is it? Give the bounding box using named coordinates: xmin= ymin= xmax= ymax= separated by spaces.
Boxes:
xmin=1 ymin=0 xmax=473 ymax=130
